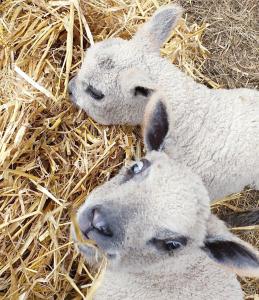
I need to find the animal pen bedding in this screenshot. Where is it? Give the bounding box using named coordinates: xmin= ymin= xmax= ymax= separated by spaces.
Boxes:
xmin=0 ymin=0 xmax=258 ymax=299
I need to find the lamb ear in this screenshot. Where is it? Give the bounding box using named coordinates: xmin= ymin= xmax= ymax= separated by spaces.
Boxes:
xmin=132 ymin=4 xmax=183 ymax=52
xmin=143 ymin=94 xmax=169 ymax=152
xmin=202 ymin=215 xmax=259 ymax=277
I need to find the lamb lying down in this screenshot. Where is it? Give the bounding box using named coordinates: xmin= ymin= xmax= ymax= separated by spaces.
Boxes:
xmin=68 ymin=4 xmax=259 ymax=201
xmin=72 ymin=99 xmax=259 ymax=300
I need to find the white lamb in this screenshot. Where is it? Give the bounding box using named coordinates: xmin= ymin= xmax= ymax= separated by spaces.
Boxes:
xmin=72 ymin=98 xmax=259 ymax=300
xmin=68 ymin=4 xmax=259 ymax=201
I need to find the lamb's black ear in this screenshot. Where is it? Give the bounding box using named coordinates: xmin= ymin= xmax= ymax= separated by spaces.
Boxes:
xmin=202 ymin=237 xmax=259 ymax=277
xmin=143 ymin=95 xmax=169 ymax=152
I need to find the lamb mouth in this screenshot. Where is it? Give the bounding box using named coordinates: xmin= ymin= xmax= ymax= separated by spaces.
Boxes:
xmin=78 ymin=243 xmax=98 ymax=255
xmin=107 ymin=253 xmax=116 ymax=259
xmin=78 ymin=244 xmax=116 ymax=261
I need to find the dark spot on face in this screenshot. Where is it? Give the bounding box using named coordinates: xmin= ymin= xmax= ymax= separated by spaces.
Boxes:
xmin=99 ymin=57 xmax=115 ymax=70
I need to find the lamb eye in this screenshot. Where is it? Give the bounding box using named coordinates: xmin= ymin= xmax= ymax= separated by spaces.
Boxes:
xmin=165 ymin=240 xmax=183 ymax=251
xmin=132 ymin=161 xmax=144 ymax=174
xmin=150 ymin=236 xmax=187 ymax=252
xmin=86 ymin=85 xmax=104 ymax=100
xmin=130 ymin=159 xmax=151 ymax=175
xmin=122 ymin=159 xmax=151 ymax=183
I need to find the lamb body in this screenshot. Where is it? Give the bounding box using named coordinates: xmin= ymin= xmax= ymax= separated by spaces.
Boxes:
xmin=69 ymin=5 xmax=259 ymax=201
xmin=72 ymin=99 xmax=259 ymax=299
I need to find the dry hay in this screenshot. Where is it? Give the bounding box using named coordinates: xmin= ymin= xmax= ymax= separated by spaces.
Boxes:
xmin=180 ymin=0 xmax=259 ymax=89
xmin=0 ymin=0 xmax=258 ymax=299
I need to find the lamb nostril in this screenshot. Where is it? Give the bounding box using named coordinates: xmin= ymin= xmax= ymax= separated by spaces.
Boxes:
xmin=68 ymin=78 xmax=75 ymax=96
xmin=68 ymin=84 xmax=73 ymax=95
xmin=92 ymin=208 xmax=113 ymax=237
xmin=82 ymin=225 xmax=94 ymax=239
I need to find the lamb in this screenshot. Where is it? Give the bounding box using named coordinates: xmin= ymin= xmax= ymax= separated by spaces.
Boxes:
xmin=68 ymin=4 xmax=259 ymax=201
xmin=72 ymin=98 xmax=259 ymax=300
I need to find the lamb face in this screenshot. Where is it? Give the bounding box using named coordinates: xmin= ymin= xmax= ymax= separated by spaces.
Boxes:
xmin=68 ymin=5 xmax=183 ymax=125
xmin=68 ymin=38 xmax=152 ymax=125
xmin=75 ymin=150 xmax=210 ymax=271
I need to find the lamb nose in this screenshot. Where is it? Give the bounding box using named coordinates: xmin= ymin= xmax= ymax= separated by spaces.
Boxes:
xmin=92 ymin=207 xmax=113 ymax=237
xmin=68 ymin=78 xmax=75 ymax=95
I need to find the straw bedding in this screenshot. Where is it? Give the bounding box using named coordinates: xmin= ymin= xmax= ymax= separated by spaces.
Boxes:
xmin=0 ymin=0 xmax=258 ymax=299
xmin=180 ymin=0 xmax=259 ymax=89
